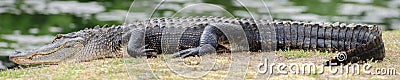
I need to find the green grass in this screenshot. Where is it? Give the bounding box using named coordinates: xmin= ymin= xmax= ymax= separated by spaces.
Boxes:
xmin=1 ymin=30 xmax=400 ymax=79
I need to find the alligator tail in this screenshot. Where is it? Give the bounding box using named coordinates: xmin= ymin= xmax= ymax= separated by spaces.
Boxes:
xmin=272 ymin=21 xmax=384 ymax=64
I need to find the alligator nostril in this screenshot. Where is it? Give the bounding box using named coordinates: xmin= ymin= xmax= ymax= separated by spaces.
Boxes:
xmin=10 ymin=50 xmax=23 ymax=58
xmin=14 ymin=50 xmax=22 ymax=54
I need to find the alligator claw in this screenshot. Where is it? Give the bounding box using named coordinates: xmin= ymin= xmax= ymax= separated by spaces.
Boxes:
xmin=128 ymin=45 xmax=156 ymax=57
xmin=143 ymin=49 xmax=155 ymax=52
xmin=137 ymin=45 xmax=154 ymax=53
xmin=143 ymin=49 xmax=157 ymax=58
xmin=182 ymin=51 xmax=198 ymax=58
xmin=172 ymin=47 xmax=200 ymax=58
xmin=173 ymin=44 xmax=216 ymax=58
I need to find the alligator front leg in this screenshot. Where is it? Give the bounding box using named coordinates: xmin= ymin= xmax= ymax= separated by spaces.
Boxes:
xmin=126 ymin=28 xmax=155 ymax=58
xmin=172 ymin=24 xmax=223 ymax=58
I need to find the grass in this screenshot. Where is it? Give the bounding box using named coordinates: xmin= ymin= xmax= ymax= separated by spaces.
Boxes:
xmin=1 ymin=30 xmax=400 ymax=79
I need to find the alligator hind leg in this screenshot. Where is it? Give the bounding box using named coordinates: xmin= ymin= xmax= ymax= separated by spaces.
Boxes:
xmin=172 ymin=24 xmax=223 ymax=58
xmin=125 ymin=28 xmax=155 ymax=58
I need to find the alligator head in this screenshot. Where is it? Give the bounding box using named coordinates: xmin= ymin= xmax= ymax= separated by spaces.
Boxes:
xmin=9 ymin=26 xmax=126 ymax=65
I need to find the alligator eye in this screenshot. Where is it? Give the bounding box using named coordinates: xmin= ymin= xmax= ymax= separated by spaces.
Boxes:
xmin=52 ymin=34 xmax=63 ymax=43
xmin=52 ymin=39 xmax=59 ymax=43
xmin=52 ymin=34 xmax=78 ymax=43
xmin=55 ymin=34 xmax=63 ymax=39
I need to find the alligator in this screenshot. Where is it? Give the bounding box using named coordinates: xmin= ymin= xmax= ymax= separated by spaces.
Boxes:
xmin=9 ymin=16 xmax=385 ymax=65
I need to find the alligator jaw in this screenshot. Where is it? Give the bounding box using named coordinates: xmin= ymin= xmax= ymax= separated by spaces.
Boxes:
xmin=10 ymin=52 xmax=62 ymax=65
xmin=10 ymin=42 xmax=66 ymax=65
xmin=11 ymin=57 xmax=30 ymax=65
xmin=11 ymin=57 xmax=59 ymax=65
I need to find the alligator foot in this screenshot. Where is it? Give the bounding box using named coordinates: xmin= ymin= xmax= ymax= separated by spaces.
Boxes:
xmin=126 ymin=28 xmax=157 ymax=58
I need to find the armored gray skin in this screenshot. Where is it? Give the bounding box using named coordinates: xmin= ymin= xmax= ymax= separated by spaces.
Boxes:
xmin=9 ymin=16 xmax=385 ymax=65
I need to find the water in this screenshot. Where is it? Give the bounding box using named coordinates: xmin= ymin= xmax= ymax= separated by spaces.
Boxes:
xmin=0 ymin=0 xmax=399 ymax=69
